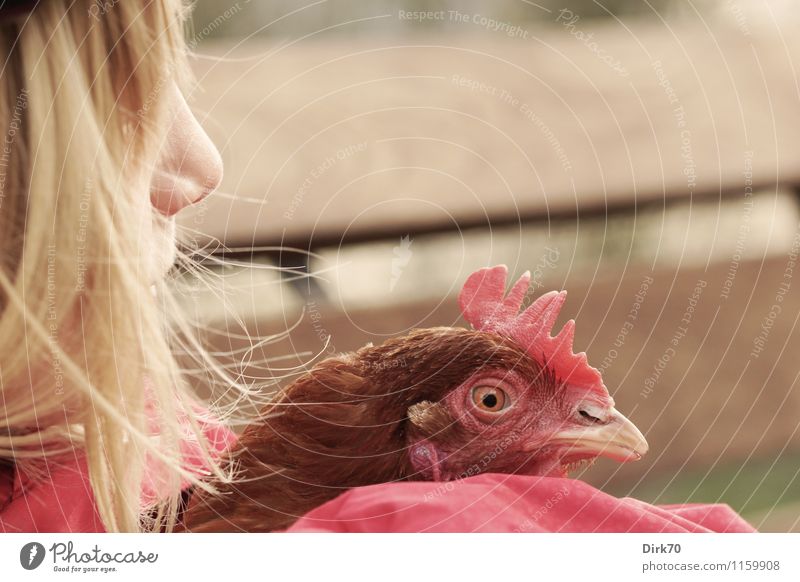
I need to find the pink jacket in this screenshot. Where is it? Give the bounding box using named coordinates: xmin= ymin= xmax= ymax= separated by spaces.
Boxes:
xmin=0 ymin=412 xmax=236 ymax=533
xmin=288 ymin=473 xmax=756 ymax=533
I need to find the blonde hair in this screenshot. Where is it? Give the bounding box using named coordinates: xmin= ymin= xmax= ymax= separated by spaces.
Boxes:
xmin=0 ymin=0 xmax=249 ymax=532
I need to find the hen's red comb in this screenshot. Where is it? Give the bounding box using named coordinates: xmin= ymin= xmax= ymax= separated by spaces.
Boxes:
xmin=458 ymin=265 xmax=606 ymax=396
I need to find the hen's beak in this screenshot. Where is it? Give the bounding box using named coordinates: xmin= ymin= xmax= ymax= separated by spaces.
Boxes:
xmin=546 ymin=408 xmax=649 ymax=463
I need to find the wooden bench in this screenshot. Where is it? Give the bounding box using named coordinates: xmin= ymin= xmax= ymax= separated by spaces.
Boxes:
xmin=182 ymin=21 xmax=800 ymax=250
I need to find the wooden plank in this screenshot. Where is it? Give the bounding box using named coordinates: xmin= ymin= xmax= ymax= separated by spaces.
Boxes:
xmin=182 ymin=21 xmax=800 ymax=248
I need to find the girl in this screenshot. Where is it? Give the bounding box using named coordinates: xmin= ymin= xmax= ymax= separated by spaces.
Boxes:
xmin=0 ymin=0 xmax=246 ymax=532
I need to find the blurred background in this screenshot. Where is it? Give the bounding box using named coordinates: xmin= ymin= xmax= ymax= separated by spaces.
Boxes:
xmin=175 ymin=0 xmax=800 ymax=531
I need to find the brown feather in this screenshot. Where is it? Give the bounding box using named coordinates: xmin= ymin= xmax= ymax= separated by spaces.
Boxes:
xmin=182 ymin=327 xmax=539 ymax=532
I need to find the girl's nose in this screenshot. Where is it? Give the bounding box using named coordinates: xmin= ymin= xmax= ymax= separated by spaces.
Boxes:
xmin=150 ymin=85 xmax=223 ymax=217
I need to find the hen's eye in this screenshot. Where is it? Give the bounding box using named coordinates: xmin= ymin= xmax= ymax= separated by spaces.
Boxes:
xmin=471 ymin=385 xmax=508 ymax=412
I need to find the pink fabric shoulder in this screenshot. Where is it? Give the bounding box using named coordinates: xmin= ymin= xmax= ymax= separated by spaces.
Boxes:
xmin=0 ymin=408 xmax=236 ymax=533
xmin=287 ymin=473 xmax=755 ymax=533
